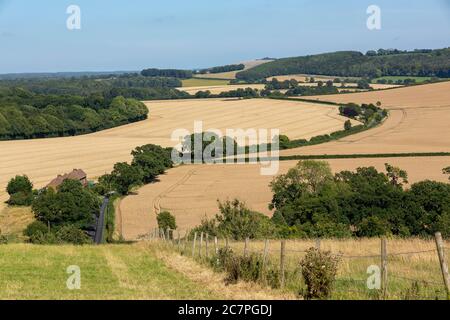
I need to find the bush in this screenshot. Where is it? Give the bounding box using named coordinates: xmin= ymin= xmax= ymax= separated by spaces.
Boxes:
xmin=6 ymin=175 xmax=33 ymax=195
xmin=6 ymin=175 xmax=34 ymax=206
xmin=29 ymin=231 xmax=60 ymax=245
xmin=28 ymin=225 xmax=91 ymax=245
xmin=24 ymin=221 xmax=48 ymax=238
xmin=157 ymin=211 xmax=177 ymax=231
xmin=8 ymin=191 xmax=34 ymax=206
xmin=213 ymin=248 xmax=264 ymax=285
xmin=300 ymin=248 xmax=340 ymax=300
xmin=55 ymin=225 xmax=92 ymax=245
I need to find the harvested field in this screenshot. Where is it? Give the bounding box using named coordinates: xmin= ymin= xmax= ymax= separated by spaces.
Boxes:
xmin=0 ymin=98 xmax=351 ymax=211
xmin=178 ymin=84 xmax=265 ymax=95
xmin=282 ymin=81 xmax=450 ymax=157
xmin=119 ymin=156 xmax=450 ymax=240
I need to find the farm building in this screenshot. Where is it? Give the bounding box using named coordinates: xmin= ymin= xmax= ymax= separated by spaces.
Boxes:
xmin=46 ymin=169 xmax=88 ymax=190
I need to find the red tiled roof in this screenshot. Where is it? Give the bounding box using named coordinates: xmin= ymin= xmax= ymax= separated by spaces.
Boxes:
xmin=46 ymin=169 xmax=87 ymax=189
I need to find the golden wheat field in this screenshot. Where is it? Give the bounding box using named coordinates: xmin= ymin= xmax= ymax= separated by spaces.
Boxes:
xmin=0 ymin=98 xmax=354 ymax=211
xmin=179 ymin=82 xmax=400 ymax=95
xmin=178 ymin=84 xmax=266 ymax=95
xmin=282 ymin=81 xmax=450 ymax=157
xmin=119 ymin=156 xmax=450 ymax=240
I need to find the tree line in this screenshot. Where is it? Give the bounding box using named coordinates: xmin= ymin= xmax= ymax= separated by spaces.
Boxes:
xmin=236 ymin=48 xmax=450 ymax=80
xmin=197 ymin=64 xmax=245 ymax=74
xmin=191 ymin=161 xmax=450 ymax=240
xmin=0 ymin=88 xmax=148 ymax=140
xmin=141 ymin=68 xmax=193 ymax=79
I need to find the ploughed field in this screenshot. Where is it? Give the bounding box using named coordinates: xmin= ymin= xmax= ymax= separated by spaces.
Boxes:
xmin=0 ymin=98 xmax=354 ymax=210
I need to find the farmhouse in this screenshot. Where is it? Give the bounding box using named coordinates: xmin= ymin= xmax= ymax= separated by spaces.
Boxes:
xmin=46 ymin=169 xmax=88 ymax=190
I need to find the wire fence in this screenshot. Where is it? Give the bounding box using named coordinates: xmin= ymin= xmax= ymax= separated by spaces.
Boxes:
xmin=145 ymin=228 xmax=450 ymax=300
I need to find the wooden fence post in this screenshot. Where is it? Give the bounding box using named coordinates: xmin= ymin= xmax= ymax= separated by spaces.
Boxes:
xmin=177 ymin=231 xmax=181 ymax=250
xmin=205 ymin=233 xmax=209 ymax=259
xmin=381 ymin=238 xmax=388 ymax=299
xmin=199 ymin=232 xmax=204 ymax=257
xmin=214 ymin=236 xmax=218 ymax=255
xmin=184 ymin=231 xmax=189 ymax=254
xmin=435 ymin=232 xmax=450 ymax=300
xmin=225 ymin=237 xmax=229 ymax=250
xmin=262 ymin=239 xmax=270 ymax=284
xmin=280 ymin=240 xmax=286 ymax=289
xmin=244 ymin=238 xmax=249 ymax=257
xmin=192 ymin=232 xmax=198 ymax=256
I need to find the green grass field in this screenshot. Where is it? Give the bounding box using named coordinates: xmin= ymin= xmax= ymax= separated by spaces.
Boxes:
xmin=0 ymin=243 xmax=217 ymax=300
xmin=181 ymin=78 xmax=230 ymax=87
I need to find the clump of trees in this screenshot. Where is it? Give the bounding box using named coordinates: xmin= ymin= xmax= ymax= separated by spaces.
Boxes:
xmin=0 ymin=89 xmax=149 ymax=140
xmin=6 ymin=175 xmax=34 ymax=206
xmin=191 ymin=160 xmax=450 ymax=240
xmin=141 ymin=68 xmax=193 ymax=79
xmin=269 ymin=161 xmax=450 ymax=238
xmin=26 ymin=179 xmax=101 ymax=244
xmin=191 ymin=199 xmax=275 ymax=240
xmin=198 ymin=64 xmax=245 ymax=74
xmin=157 ymin=211 xmax=177 ymax=231
xmin=236 ymin=48 xmax=450 ymax=81
xmin=96 ymin=144 xmax=173 ymax=196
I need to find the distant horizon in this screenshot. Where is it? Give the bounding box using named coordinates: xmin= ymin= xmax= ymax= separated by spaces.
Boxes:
xmin=1 ymin=0 xmax=450 ymax=73
xmin=1 ymin=46 xmax=449 ymax=76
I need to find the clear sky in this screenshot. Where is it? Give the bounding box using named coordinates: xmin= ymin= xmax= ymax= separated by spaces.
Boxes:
xmin=0 ymin=0 xmax=449 ymax=73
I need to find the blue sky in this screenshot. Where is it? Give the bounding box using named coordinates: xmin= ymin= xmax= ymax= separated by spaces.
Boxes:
xmin=0 ymin=0 xmax=449 ymax=73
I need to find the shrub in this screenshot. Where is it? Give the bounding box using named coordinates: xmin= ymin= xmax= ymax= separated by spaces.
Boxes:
xmin=55 ymin=225 xmax=92 ymax=245
xmin=8 ymin=191 xmax=34 ymax=206
xmin=29 ymin=231 xmax=60 ymax=245
xmin=213 ymin=248 xmax=264 ymax=285
xmin=24 ymin=221 xmax=48 ymax=238
xmin=300 ymin=248 xmax=340 ymax=300
xmin=344 ymin=120 xmax=352 ymax=131
xmin=6 ymin=175 xmax=33 ymax=195
xmin=157 ymin=211 xmax=177 ymax=231
xmin=28 ymin=225 xmax=91 ymax=245
xmin=6 ymin=175 xmax=34 ymax=206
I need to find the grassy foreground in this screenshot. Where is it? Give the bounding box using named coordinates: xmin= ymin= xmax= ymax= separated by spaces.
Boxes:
xmin=173 ymin=237 xmax=450 ymax=300
xmin=0 ymin=243 xmax=217 ymax=300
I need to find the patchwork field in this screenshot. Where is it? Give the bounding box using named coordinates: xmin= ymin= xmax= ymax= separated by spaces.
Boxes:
xmin=0 ymin=98 xmax=353 ymax=211
xmin=179 ymin=82 xmax=399 ymax=95
xmin=283 ymin=81 xmax=450 ymax=156
xmin=119 ymin=157 xmax=450 ymax=240
xmin=178 ymin=84 xmax=266 ymax=94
